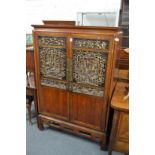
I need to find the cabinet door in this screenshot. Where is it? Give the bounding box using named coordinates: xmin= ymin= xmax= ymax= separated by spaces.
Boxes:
xmin=34 ymin=32 xmax=69 ymax=120
xmin=71 ymin=36 xmax=109 ymax=97
xmin=69 ymin=34 xmax=113 ymax=130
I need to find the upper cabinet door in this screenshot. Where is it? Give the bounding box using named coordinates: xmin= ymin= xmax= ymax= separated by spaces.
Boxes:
xmin=70 ymin=34 xmax=112 ymax=97
xmin=35 ymin=32 xmax=68 ymax=90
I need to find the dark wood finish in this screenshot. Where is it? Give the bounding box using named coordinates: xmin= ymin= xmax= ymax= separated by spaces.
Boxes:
xmin=31 ymin=24 xmax=119 ymax=32
xmin=119 ymin=0 xmax=129 ymax=48
xmin=26 ymin=86 xmax=37 ymax=112
xmin=38 ymin=114 xmax=105 ymax=141
xmin=70 ymin=93 xmax=106 ymax=131
xmin=32 ymin=24 xmax=121 ymax=150
xmin=108 ymin=82 xmax=129 ymax=155
xmin=26 ymin=97 xmax=33 ymax=125
xmin=115 ymin=48 xmax=129 ymax=83
xmin=26 ymin=46 xmax=38 ymax=122
xmin=26 ymin=46 xmax=34 ymax=71
xmin=117 ymin=48 xmax=129 ymax=70
xmin=42 ymin=20 xmax=76 ymax=26
xmin=38 ymin=86 xmax=69 ymax=121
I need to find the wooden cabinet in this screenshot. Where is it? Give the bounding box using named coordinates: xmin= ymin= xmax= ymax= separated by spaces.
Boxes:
xmin=117 ymin=48 xmax=129 ymax=70
xmin=119 ymin=0 xmax=129 ymax=48
xmin=26 ymin=46 xmax=35 ymax=71
xmin=26 ymin=46 xmax=38 ymax=124
xmin=32 ymin=24 xmax=121 ymax=149
xmin=108 ymin=82 xmax=129 ymax=155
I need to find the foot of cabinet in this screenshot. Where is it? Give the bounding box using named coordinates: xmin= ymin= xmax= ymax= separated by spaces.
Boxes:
xmin=37 ymin=116 xmax=44 ymax=131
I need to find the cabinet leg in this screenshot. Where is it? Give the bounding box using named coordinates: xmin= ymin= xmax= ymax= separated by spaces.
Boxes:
xmin=100 ymin=140 xmax=107 ymax=151
xmin=108 ymin=150 xmax=112 ymax=155
xmin=26 ymin=101 xmax=32 ymax=125
xmin=37 ymin=116 xmax=44 ymax=130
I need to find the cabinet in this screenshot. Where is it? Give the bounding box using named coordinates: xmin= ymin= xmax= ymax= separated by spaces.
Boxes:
xmin=26 ymin=46 xmax=38 ymax=124
xmin=32 ymin=24 xmax=121 ymax=149
xmin=108 ymin=82 xmax=129 ymax=155
xmin=119 ymin=0 xmax=129 ymax=48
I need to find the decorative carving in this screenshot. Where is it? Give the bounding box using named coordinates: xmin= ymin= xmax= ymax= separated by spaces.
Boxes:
xmin=41 ymin=78 xmax=67 ymax=90
xmin=38 ymin=36 xmax=66 ymax=47
xmin=72 ymin=84 xmax=104 ymax=97
xmin=73 ymin=49 xmax=108 ymax=87
xmin=38 ymin=36 xmax=108 ymax=96
xmin=73 ymin=38 xmax=109 ymax=50
xmin=39 ymin=47 xmax=66 ymax=80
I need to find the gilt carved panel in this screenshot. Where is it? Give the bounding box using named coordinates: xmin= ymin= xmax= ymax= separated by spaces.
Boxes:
xmin=38 ymin=36 xmax=66 ymax=47
xmin=73 ymin=38 xmax=109 ymax=50
xmin=39 ymin=47 xmax=66 ymax=80
xmin=73 ymin=49 xmax=108 ymax=87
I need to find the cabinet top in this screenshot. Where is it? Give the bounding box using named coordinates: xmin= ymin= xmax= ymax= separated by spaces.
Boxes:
xmin=42 ymin=20 xmax=76 ymax=25
xmin=111 ymin=81 xmax=129 ymax=112
xmin=31 ymin=24 xmax=120 ymax=32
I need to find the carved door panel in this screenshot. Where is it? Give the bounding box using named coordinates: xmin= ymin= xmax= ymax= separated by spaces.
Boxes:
xmin=72 ymin=37 xmax=109 ymax=97
xmin=38 ymin=35 xmax=67 ymax=84
xmin=34 ymin=32 xmax=69 ymax=120
xmin=69 ymin=34 xmax=112 ymax=129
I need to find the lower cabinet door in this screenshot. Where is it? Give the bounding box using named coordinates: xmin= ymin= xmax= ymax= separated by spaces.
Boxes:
xmin=38 ymin=86 xmax=69 ymax=121
xmin=69 ymin=92 xmax=106 ymax=131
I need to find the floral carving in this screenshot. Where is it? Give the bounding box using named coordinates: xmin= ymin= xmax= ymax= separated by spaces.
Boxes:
xmin=73 ymin=49 xmax=108 ymax=87
xmin=39 ymin=47 xmax=66 ymax=80
xmin=38 ymin=36 xmax=66 ymax=46
xmin=73 ymin=38 xmax=109 ymax=50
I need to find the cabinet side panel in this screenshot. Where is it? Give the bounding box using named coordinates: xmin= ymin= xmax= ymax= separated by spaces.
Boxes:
xmin=112 ymin=141 xmax=129 ymax=153
xmin=116 ymin=112 xmax=129 ymax=141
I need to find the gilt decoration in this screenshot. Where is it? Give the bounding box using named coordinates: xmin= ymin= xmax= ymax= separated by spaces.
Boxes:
xmin=38 ymin=36 xmax=66 ymax=46
xmin=39 ymin=47 xmax=66 ymax=80
xmin=38 ymin=36 xmax=109 ymax=95
xmin=73 ymin=49 xmax=108 ymax=87
xmin=73 ymin=38 xmax=109 ymax=50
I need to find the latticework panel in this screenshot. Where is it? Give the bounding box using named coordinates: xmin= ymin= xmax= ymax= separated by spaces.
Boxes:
xmin=73 ymin=49 xmax=108 ymax=87
xmin=72 ymin=38 xmax=109 ymax=97
xmin=37 ymin=36 xmax=109 ymax=95
xmin=38 ymin=36 xmax=67 ymax=90
xmin=73 ymin=38 xmax=109 ymax=50
xmin=38 ymin=36 xmax=66 ymax=46
xmin=39 ymin=47 xmax=66 ymax=80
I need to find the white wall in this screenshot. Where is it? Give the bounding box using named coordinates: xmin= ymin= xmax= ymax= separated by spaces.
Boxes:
xmin=26 ymin=0 xmax=121 ymax=33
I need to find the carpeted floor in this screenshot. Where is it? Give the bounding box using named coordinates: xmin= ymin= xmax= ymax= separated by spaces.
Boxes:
xmin=26 ymin=104 xmax=123 ymax=155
